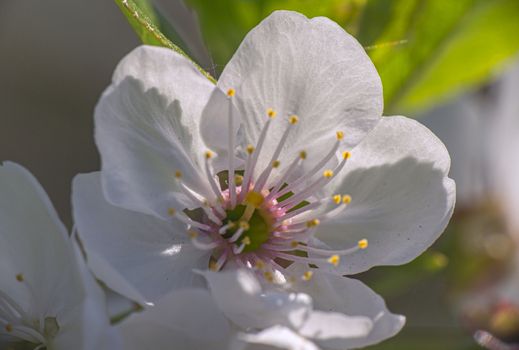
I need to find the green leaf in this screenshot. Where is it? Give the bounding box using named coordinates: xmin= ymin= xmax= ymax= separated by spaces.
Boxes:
xmin=359 ymin=0 xmax=519 ymax=114
xmin=114 ymin=0 xmax=216 ymax=83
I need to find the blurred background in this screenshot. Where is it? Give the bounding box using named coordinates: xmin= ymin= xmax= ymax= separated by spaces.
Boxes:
xmin=1 ymin=0 xmax=519 ymax=349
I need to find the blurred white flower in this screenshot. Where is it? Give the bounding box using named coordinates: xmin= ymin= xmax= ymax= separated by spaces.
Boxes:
xmin=0 ymin=162 xmax=119 ymax=350
xmin=72 ymin=10 xmax=454 ymax=348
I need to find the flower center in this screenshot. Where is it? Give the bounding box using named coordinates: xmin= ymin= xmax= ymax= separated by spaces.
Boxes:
xmin=221 ymin=204 xmax=272 ymax=253
xmin=167 ymin=89 xmax=368 ymax=282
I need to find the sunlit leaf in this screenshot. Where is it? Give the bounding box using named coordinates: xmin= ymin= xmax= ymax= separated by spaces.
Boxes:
xmin=114 ymin=0 xmax=216 ymax=83
xmin=360 ymin=0 xmax=519 ymax=113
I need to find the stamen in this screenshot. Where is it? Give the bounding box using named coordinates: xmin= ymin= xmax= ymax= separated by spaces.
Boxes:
xmin=274 ymin=136 xmax=341 ymax=199
xmin=190 ymin=233 xmax=220 ymax=250
xmin=227 ymin=92 xmax=237 ymax=207
xmin=233 ymin=240 xmax=249 ymax=254
xmin=254 ymin=259 xmax=266 ymax=270
xmin=280 ymin=150 xmax=350 ymax=210
xmin=254 ymin=115 xmax=298 ymax=192
xmin=175 ymin=176 xmax=222 ymax=225
xmin=167 ymin=208 xmax=211 ymax=231
xmin=265 ymin=153 xmax=304 ymax=201
xmin=358 ymin=239 xmax=368 ymax=249
xmin=229 ymin=221 xmax=249 ymax=243
xmin=328 ymin=255 xmax=340 ymax=266
xmin=204 ymin=151 xmax=225 ymax=206
xmin=218 ymin=222 xmax=235 ymax=234
xmin=294 ymin=239 xmax=367 ymax=256
xmin=302 ymin=270 xmax=313 ymax=281
xmin=15 ymin=274 xmax=24 ymax=282
xmin=306 ymin=219 xmax=320 ymax=228
xmin=240 ymin=111 xmax=274 ymax=200
xmin=210 ymin=251 xmax=229 ymax=271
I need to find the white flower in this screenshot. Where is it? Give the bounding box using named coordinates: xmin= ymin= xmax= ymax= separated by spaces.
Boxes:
xmin=0 ymin=162 xmax=120 ymax=350
xmin=72 ymin=10 xmax=455 ymax=348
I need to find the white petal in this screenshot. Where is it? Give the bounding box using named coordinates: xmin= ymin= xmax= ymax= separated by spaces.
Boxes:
xmin=73 ymin=172 xmax=210 ymax=303
xmin=218 ymin=10 xmax=382 ymax=178
xmin=316 ymin=116 xmax=455 ymax=274
xmin=0 ymin=162 xmax=81 ymax=316
xmin=113 ymin=45 xmax=214 ymax=122
xmin=118 ymin=289 xmax=230 ymax=350
xmin=200 ymin=269 xmax=312 ymax=330
xmin=298 ymin=311 xmax=372 ymax=344
xmin=52 ymin=254 xmax=123 ymax=350
xmin=0 ymin=162 xmax=117 ymax=350
xmin=236 ymin=326 xmax=319 ymax=350
xmin=290 ymin=269 xmax=405 ymax=349
xmin=96 ymin=74 xmax=212 ymax=219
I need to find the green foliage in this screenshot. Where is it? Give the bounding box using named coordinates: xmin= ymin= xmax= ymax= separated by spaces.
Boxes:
xmin=113 ymin=0 xmax=216 ymax=83
xmin=184 ymin=0 xmax=519 ymax=114
xmin=362 ymin=0 xmax=519 ymax=114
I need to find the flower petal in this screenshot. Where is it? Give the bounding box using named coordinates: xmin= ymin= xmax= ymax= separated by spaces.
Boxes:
xmin=118 ymin=289 xmax=230 ymax=350
xmin=290 ymin=269 xmax=405 ymax=349
xmin=236 ymin=326 xmax=319 ymax=350
xmin=316 ymin=116 xmax=455 ymax=274
xmin=218 ymin=10 xmax=382 ymax=177
xmin=199 ymin=269 xmax=312 ymax=330
xmin=298 ymin=311 xmax=372 ymax=345
xmin=0 ymin=162 xmax=117 ymax=350
xmin=97 ymin=49 xmax=215 ymax=218
xmin=73 ymin=172 xmax=210 ymax=303
xmin=199 ymin=87 xmax=242 ymax=159
xmin=0 ymin=162 xmax=80 ymax=315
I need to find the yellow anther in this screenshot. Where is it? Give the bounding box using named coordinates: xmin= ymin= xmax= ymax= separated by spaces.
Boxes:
xmin=332 ymin=194 xmax=342 ymax=204
xmin=290 ymin=241 xmax=299 ymax=248
xmin=209 ymin=261 xmax=219 ymax=271
xmin=306 ymin=219 xmax=320 ymax=228
xmin=272 ymin=160 xmax=281 ymax=168
xmin=239 ymin=221 xmax=250 ymax=230
xmin=358 ymin=239 xmax=368 ymax=249
xmin=289 ymin=115 xmax=299 ymax=124
xmin=255 ymin=259 xmax=266 ymax=270
xmin=302 ymin=271 xmax=314 ymax=281
xmin=299 ymin=151 xmax=307 ymax=160
xmin=342 ymin=195 xmax=352 ymax=204
xmin=336 ymin=131 xmax=344 ymax=140
xmin=287 ymin=275 xmax=297 ymax=284
xmin=205 ymin=150 xmax=213 ymax=159
xmin=328 ymin=255 xmax=340 ymax=267
xmin=323 ymin=169 xmax=334 ymax=178
xmin=235 ymin=174 xmax=243 ymax=186
xmin=245 ymin=191 xmax=264 ymax=207
xmin=167 ymin=208 xmax=176 ymax=216
xmin=242 ymin=236 xmax=251 ymax=245
xmin=188 ymin=230 xmax=198 ymax=239
xmin=267 ymin=108 xmax=277 ymax=118
xmin=174 ymin=170 xmax=182 ymax=179
xmin=264 ymin=271 xmax=274 ymax=282
xmin=227 ymin=88 xmax=235 ymax=97
xmin=16 ymin=274 xmax=24 ymax=282
xmin=343 ymin=151 xmax=351 ymax=160
xmin=246 ymin=144 xmax=255 ymax=155
xmin=5 ymin=324 xmax=13 ymax=333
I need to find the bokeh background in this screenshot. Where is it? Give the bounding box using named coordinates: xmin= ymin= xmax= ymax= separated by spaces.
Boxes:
xmin=1 ymin=0 xmax=519 ymax=349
